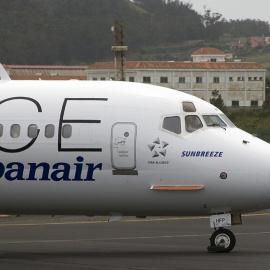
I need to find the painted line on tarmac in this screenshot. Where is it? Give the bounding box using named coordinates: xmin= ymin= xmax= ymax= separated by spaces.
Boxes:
xmin=2 ymin=231 xmax=270 ymax=245
xmin=0 ymin=212 xmax=269 ymax=227
xmin=235 ymin=231 xmax=270 ymax=236
xmin=0 ymin=233 xmax=211 ymax=245
xmin=0 ymin=216 xmax=209 ymax=227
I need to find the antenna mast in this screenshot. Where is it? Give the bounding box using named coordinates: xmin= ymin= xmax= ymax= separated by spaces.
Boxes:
xmin=111 ymin=20 xmax=128 ymax=81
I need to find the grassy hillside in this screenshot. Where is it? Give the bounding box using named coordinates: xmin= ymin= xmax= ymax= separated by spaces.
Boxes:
xmin=227 ymin=109 xmax=270 ymax=143
xmin=0 ymin=0 xmax=269 ymax=65
xmin=0 ymin=0 xmax=204 ymax=65
xmin=136 ymin=41 xmax=270 ymax=72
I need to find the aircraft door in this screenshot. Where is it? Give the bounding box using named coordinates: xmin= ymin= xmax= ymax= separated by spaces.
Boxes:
xmin=111 ymin=122 xmax=137 ymax=170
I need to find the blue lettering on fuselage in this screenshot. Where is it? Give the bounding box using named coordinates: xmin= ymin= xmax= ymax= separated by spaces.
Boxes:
xmin=181 ymin=151 xmax=223 ymax=157
xmin=0 ymin=156 xmax=102 ymax=181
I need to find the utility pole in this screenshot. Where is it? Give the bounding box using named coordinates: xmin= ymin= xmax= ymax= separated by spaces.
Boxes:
xmin=111 ymin=20 xmax=128 ymax=81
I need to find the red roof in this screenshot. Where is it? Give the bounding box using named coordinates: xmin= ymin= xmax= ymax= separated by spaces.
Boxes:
xmin=9 ymin=75 xmax=87 ymax=80
xmin=4 ymin=65 xmax=89 ymax=70
xmin=88 ymin=61 xmax=265 ymax=70
xmin=191 ymin=47 xmax=226 ymax=56
xmin=2 ymin=64 xmax=88 ymax=80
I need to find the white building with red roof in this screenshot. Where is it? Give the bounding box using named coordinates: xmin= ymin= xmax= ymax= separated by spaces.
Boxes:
xmin=1 ymin=48 xmax=266 ymax=107
xmin=87 ymin=59 xmax=266 ymax=107
xmin=191 ymin=47 xmax=226 ymax=63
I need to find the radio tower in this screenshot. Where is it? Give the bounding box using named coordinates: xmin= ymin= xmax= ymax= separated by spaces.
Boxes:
xmin=111 ymin=20 xmax=128 ymax=81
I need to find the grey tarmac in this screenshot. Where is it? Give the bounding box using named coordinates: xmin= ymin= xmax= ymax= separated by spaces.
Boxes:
xmin=0 ymin=211 xmax=270 ymax=269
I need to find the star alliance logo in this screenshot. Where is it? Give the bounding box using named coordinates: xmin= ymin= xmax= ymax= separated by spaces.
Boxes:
xmin=148 ymin=138 xmax=169 ymax=158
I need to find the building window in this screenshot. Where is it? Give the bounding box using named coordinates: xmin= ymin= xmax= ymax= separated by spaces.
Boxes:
xmin=196 ymin=77 xmax=202 ymax=83
xmin=129 ymin=77 xmax=135 ymax=82
xmin=100 ymin=77 xmax=106 ymax=80
xmin=210 ymin=58 xmax=217 ymax=62
xmin=92 ymin=77 xmax=97 ymax=80
xmin=110 ymin=77 xmax=115 ymax=81
xmin=232 ymin=101 xmax=239 ymax=107
xmin=248 ymin=77 xmax=252 ymax=81
xmin=254 ymin=77 xmax=257 ymax=81
xmin=213 ymin=77 xmax=220 ymax=83
xmin=229 ymin=77 xmax=233 ymax=81
xmin=160 ymin=77 xmax=168 ymax=83
xmin=251 ymin=100 xmax=258 ymax=106
xmin=237 ymin=77 xmax=244 ymax=81
xmin=143 ymin=77 xmax=151 ymax=83
xmin=179 ymin=77 xmax=185 ymax=83
xmin=259 ymin=77 xmax=263 ymax=81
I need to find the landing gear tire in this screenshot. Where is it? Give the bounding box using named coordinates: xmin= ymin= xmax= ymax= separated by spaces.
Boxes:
xmin=207 ymin=229 xmax=236 ymax=253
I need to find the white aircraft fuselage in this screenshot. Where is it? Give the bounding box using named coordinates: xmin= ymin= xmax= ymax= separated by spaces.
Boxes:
xmin=0 ymin=80 xmax=269 ymax=219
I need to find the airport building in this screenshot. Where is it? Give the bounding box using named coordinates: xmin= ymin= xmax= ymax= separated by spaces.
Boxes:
xmin=2 ymin=48 xmax=266 ymax=107
xmin=3 ymin=65 xmax=88 ymax=80
xmin=87 ymin=60 xmax=266 ymax=107
xmin=191 ymin=47 xmax=226 ymax=62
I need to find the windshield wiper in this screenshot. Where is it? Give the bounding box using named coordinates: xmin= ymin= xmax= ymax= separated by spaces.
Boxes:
xmin=208 ymin=123 xmax=226 ymax=130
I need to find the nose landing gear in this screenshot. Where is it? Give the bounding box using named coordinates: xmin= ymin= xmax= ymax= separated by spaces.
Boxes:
xmin=207 ymin=228 xmax=236 ymax=252
xmin=208 ymin=213 xmax=241 ymax=252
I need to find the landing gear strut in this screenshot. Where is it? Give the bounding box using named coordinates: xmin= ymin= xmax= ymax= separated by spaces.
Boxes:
xmin=207 ymin=228 xmax=236 ymax=252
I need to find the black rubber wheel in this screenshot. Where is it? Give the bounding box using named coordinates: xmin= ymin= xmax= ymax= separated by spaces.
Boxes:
xmin=210 ymin=229 xmax=236 ymax=253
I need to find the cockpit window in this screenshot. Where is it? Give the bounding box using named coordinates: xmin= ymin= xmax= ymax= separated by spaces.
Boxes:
xmin=182 ymin=102 xmax=196 ymax=112
xmin=162 ymin=116 xmax=181 ymax=134
xmin=219 ymin=114 xmax=236 ymax=127
xmin=202 ymin=115 xmax=226 ymax=127
xmin=185 ymin=115 xmax=203 ymax=133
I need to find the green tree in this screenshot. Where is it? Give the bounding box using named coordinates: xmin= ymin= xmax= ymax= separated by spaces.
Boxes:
xmin=225 ymin=19 xmax=270 ymax=37
xmin=202 ymin=8 xmax=227 ymax=41
xmin=210 ymin=90 xmax=226 ymax=112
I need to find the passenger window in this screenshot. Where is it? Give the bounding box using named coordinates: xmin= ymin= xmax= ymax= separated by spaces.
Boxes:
xmin=62 ymin=124 xmax=72 ymax=138
xmin=185 ymin=116 xmax=203 ymax=133
xmin=0 ymin=124 xmax=3 ymax=137
xmin=182 ymin=102 xmax=196 ymax=112
xmin=28 ymin=124 xmax=38 ymax=138
xmin=11 ymin=124 xmax=20 ymax=138
xmin=162 ymin=116 xmax=181 ymax=134
xmin=45 ymin=124 xmax=55 ymax=138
